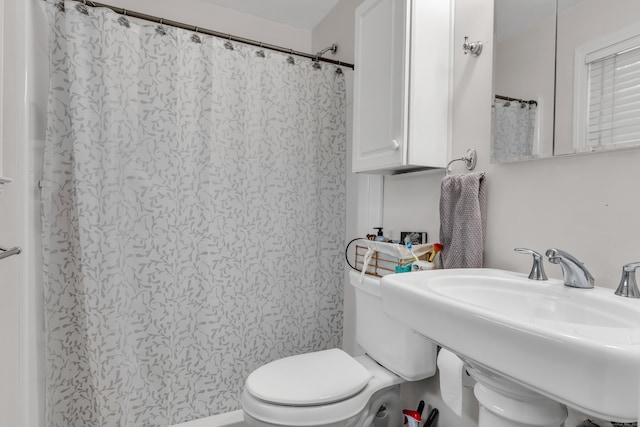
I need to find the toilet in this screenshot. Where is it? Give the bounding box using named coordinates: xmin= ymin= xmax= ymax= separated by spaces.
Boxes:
xmin=241 ymin=271 xmax=438 ymax=427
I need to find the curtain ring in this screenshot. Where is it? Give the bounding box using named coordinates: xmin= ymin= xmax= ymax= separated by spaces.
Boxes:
xmin=156 ymin=17 xmax=167 ymax=35
xmin=118 ymin=10 xmax=130 ymax=28
xmin=224 ymin=34 xmax=234 ymax=50
xmin=255 ymin=42 xmax=265 ymax=57
xmin=191 ymin=27 xmax=202 ymax=43
xmin=76 ymin=0 xmax=89 ymax=15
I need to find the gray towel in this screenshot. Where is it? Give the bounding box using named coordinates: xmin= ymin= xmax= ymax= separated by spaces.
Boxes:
xmin=439 ymin=172 xmax=487 ymax=269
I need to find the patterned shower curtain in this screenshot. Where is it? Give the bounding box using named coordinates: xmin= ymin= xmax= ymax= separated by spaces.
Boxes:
xmin=491 ymin=99 xmax=538 ymax=162
xmin=41 ymin=2 xmax=346 ymax=426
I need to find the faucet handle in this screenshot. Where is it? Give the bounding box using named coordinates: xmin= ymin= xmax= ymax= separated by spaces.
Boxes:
xmin=615 ymin=262 xmax=640 ymax=298
xmin=514 ymin=248 xmax=548 ymax=280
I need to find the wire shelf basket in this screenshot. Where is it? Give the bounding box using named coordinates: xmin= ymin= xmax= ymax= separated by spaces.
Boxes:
xmin=354 ymin=244 xmax=430 ymax=277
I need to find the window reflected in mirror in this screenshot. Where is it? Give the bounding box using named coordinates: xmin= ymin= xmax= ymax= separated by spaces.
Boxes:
xmin=555 ymin=0 xmax=640 ymax=155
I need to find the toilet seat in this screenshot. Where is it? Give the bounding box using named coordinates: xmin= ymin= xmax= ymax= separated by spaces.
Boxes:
xmin=246 ymin=349 xmax=372 ymax=406
xmin=242 ymin=351 xmax=403 ymax=426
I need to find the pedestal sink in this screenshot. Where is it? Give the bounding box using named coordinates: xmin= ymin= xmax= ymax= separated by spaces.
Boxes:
xmin=381 ymin=269 xmax=640 ymax=424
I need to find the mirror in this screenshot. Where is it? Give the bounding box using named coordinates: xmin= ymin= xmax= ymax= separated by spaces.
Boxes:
xmin=492 ymin=0 xmax=556 ymax=163
xmin=492 ymin=0 xmax=640 ymax=161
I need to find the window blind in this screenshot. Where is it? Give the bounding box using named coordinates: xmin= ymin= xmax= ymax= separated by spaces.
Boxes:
xmin=586 ymin=44 xmax=640 ymax=148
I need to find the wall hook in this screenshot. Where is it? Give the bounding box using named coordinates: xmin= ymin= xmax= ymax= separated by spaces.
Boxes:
xmin=462 ymin=36 xmax=483 ymax=57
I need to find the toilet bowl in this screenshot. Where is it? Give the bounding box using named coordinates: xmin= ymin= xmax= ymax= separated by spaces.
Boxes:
xmin=241 ymin=271 xmax=438 ymax=427
xmin=241 ymin=350 xmax=402 ymax=427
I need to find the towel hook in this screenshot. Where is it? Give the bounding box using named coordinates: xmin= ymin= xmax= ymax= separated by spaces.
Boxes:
xmin=446 ymin=148 xmax=478 ymax=175
xmin=462 ymin=36 xmax=483 ymax=57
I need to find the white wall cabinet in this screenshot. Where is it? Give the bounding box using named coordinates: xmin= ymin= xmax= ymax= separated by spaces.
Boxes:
xmin=0 ymin=0 xmax=11 ymax=194
xmin=0 ymin=0 xmax=5 ymax=183
xmin=352 ymin=0 xmax=453 ymax=174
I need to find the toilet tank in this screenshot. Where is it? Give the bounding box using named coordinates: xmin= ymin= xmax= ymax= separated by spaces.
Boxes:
xmin=349 ymin=270 xmax=437 ymax=381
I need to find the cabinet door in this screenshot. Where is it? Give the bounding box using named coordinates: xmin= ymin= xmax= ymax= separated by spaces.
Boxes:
xmin=353 ymin=0 xmax=409 ymax=173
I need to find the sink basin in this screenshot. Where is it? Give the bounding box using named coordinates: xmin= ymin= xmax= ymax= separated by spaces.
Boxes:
xmin=381 ymin=269 xmax=640 ymax=422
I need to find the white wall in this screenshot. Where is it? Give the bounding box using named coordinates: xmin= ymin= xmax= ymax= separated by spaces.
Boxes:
xmin=101 ymin=0 xmax=312 ymax=53
xmin=312 ymin=0 xmax=362 ymax=64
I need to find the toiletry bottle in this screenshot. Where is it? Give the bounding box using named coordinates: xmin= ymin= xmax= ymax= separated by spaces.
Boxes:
xmin=373 ymin=227 xmax=387 ymax=242
xmin=402 ymin=409 xmax=421 ymax=427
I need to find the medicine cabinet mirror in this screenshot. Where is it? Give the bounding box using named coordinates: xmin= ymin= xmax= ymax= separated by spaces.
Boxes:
xmin=492 ymin=0 xmax=640 ymax=162
xmin=491 ymin=0 xmax=556 ymax=163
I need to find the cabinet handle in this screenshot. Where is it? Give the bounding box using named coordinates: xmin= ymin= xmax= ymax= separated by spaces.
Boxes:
xmin=391 ymin=140 xmax=400 ymax=151
xmin=0 ymin=246 xmax=21 ymax=261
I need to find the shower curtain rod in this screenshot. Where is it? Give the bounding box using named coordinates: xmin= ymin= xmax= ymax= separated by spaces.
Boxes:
xmin=53 ymin=0 xmax=355 ymax=70
xmin=495 ymin=94 xmax=537 ymax=106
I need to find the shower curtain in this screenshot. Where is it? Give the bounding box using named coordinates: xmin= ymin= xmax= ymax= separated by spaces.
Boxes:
xmin=41 ymin=2 xmax=346 ymax=426
xmin=491 ymin=99 xmax=538 ymax=162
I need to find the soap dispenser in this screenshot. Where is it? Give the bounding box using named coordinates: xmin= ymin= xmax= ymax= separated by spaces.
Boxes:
xmin=373 ymin=227 xmax=387 ymax=242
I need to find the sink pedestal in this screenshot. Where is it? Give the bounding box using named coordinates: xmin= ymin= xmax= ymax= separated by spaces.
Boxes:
xmin=468 ymin=365 xmax=568 ymax=427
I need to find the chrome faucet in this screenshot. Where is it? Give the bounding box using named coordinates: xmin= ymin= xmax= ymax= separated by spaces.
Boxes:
xmin=545 ymin=248 xmax=595 ymax=289
xmin=514 ymin=248 xmax=548 ymax=280
xmin=614 ymin=262 xmax=640 ymax=298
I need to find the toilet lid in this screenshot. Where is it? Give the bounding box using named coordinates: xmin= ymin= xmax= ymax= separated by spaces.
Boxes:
xmin=245 ymin=349 xmax=372 ymax=406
